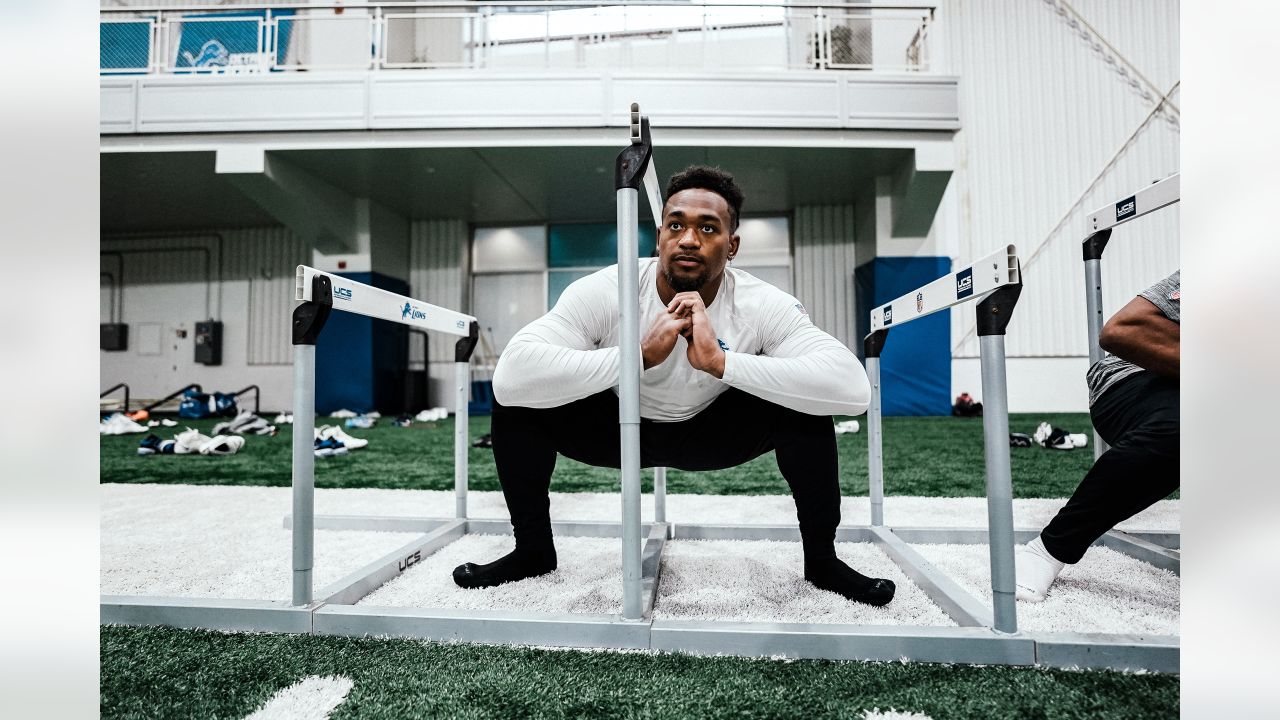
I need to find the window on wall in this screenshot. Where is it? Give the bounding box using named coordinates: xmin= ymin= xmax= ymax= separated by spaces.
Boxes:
xmin=471 ymin=226 xmax=548 ymax=356
xmin=547 ymin=221 xmax=656 ymax=307
xmin=731 ymin=217 xmax=792 ymax=294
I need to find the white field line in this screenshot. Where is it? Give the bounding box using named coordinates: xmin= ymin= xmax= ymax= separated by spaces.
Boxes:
xmin=862 ymin=710 xmax=935 ymax=720
xmin=243 ymin=675 xmax=355 ymax=720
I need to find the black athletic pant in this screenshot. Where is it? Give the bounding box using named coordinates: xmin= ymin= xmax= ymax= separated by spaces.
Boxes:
xmin=491 ymin=388 xmax=842 ymax=565
xmin=1040 ymin=371 xmax=1179 ymax=564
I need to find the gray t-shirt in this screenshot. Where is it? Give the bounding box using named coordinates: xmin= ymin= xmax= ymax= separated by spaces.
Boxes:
xmin=1086 ymin=270 xmax=1180 ymax=406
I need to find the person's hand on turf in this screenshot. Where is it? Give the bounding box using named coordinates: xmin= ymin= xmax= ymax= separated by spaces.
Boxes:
xmin=668 ymin=292 xmax=725 ymax=379
xmin=641 ymin=301 xmax=693 ymax=370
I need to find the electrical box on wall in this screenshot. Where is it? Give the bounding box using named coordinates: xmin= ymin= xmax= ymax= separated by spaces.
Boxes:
xmin=100 ymin=323 xmax=128 ymax=351
xmin=194 ymin=321 xmax=222 ymax=365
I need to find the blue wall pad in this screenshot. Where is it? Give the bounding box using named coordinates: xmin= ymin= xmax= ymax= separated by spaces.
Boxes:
xmin=854 ymin=257 xmax=952 ymax=416
xmin=316 ymin=272 xmax=409 ymax=415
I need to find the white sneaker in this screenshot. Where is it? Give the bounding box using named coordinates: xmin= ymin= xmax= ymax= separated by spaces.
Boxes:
xmin=319 ymin=425 xmax=368 ymax=450
xmin=199 ymin=434 xmax=245 ymax=455
xmin=834 ymin=420 xmax=860 ymax=435
xmin=1068 ymin=433 xmax=1088 ymax=448
xmin=1032 ymin=422 xmax=1053 ymax=446
xmin=173 ymin=427 xmax=213 ymax=454
xmin=100 ymin=413 xmax=148 ymax=436
xmin=1015 ymin=536 xmax=1066 ymax=602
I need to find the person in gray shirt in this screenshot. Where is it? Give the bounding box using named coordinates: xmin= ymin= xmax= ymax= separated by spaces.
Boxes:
xmin=1016 ymin=271 xmax=1180 ymax=601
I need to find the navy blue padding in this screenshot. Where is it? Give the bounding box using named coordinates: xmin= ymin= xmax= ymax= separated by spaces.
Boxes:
xmin=316 ymin=272 xmax=409 ymax=415
xmin=854 ymin=257 xmax=952 ymax=416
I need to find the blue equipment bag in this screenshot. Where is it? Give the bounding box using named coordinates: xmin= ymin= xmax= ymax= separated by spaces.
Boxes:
xmin=178 ymin=389 xmax=239 ymax=419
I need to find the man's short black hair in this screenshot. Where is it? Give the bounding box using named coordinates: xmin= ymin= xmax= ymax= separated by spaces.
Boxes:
xmin=665 ymin=165 xmax=745 ymax=231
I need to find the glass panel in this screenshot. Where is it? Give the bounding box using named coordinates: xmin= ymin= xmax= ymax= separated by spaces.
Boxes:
xmin=547 ymin=270 xmax=597 ymax=308
xmin=548 ymin=222 xmax=656 ymax=268
xmin=101 ymin=20 xmax=151 ymax=72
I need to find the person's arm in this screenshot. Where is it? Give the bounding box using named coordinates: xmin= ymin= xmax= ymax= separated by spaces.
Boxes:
xmin=677 ymin=291 xmax=869 ymax=416
xmin=1099 ymin=295 xmax=1180 ymax=379
xmin=723 ymin=322 xmax=871 ymax=416
xmin=491 ymin=278 xmax=620 ymax=408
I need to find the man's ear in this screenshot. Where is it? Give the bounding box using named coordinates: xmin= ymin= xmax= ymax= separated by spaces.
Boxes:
xmin=728 ymin=234 xmax=741 ymax=261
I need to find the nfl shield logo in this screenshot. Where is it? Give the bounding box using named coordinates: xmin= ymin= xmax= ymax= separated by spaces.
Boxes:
xmin=916 ymin=293 xmax=924 ymax=313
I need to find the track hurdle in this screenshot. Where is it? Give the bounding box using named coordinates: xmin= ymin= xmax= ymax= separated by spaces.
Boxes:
xmin=1082 ymin=173 xmax=1180 ymax=458
xmin=290 ymin=266 xmax=479 ymax=605
xmin=863 ymin=246 xmax=1023 ymax=632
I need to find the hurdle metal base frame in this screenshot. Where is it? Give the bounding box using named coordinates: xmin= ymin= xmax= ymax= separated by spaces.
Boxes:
xmin=102 ymin=515 xmax=1179 ymax=672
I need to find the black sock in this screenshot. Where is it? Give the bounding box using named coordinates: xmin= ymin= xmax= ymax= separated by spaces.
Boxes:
xmin=804 ymin=556 xmax=895 ymax=606
xmin=453 ymin=545 xmax=557 ymax=589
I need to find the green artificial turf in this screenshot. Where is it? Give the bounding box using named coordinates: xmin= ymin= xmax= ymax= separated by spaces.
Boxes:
xmin=100 ymin=413 xmax=1105 ymax=498
xmin=101 ymin=625 xmax=1178 ymax=720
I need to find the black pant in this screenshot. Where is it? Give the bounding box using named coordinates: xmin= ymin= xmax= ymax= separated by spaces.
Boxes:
xmin=1040 ymin=371 xmax=1179 ymax=564
xmin=491 ymin=388 xmax=842 ymax=565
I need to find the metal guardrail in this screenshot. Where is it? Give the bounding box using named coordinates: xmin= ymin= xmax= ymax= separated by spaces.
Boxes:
xmin=100 ymin=2 xmax=934 ymax=75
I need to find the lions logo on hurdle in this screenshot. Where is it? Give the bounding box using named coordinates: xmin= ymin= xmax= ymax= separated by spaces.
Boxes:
xmin=401 ymin=303 xmax=427 ymax=321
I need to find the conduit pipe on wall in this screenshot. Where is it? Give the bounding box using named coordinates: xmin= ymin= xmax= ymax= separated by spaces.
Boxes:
xmin=101 ymin=271 xmax=119 ymax=324
xmin=99 ymin=232 xmax=226 ymax=321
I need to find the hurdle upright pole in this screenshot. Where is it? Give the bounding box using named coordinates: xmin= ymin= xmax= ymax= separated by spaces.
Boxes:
xmin=975 ymin=282 xmax=1021 ymax=634
xmin=864 ymin=330 xmax=888 ymax=527
xmin=1082 ymin=229 xmax=1112 ymax=459
xmin=615 ymin=104 xmax=653 ymax=621
xmin=454 ymin=321 xmax=479 ymax=519
xmin=653 ymin=467 xmax=667 ymax=523
xmin=290 ymin=274 xmax=332 ymax=607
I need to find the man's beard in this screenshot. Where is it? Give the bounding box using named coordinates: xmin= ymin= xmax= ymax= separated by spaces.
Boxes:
xmin=663 ymin=265 xmax=709 ymax=293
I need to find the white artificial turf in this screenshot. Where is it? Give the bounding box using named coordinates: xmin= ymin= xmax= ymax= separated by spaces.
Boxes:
xmin=359 ymin=534 xmax=955 ymax=627
xmin=653 ymin=539 xmax=954 ymax=626
xmin=101 ymin=483 xmax=1179 ymax=635
xmin=914 ymin=543 xmax=1179 ymax=635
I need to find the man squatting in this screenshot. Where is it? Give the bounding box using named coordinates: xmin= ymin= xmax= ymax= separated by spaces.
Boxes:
xmin=453 ymin=165 xmax=896 ymax=607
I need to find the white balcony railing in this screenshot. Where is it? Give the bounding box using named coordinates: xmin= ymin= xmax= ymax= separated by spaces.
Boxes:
xmin=100 ymin=2 xmax=935 ymax=75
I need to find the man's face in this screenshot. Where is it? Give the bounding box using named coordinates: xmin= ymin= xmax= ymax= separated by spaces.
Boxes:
xmin=656 ymin=188 xmax=741 ymax=294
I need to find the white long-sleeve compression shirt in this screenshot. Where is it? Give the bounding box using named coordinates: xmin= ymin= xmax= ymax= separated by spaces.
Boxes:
xmin=492 ymin=259 xmax=870 ymax=421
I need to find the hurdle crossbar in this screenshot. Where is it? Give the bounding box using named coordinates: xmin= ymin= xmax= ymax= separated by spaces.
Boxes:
xmin=290 ymin=265 xmax=479 ymax=606
xmin=1081 ymin=173 xmax=1179 ymax=458
xmin=864 ymin=246 xmax=1023 ymax=633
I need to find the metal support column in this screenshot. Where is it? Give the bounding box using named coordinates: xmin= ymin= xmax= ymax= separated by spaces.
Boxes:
xmin=864 ymin=330 xmax=888 ymax=526
xmin=654 ymin=467 xmax=667 ymax=524
xmin=976 ymin=282 xmax=1022 ymax=634
xmin=615 ymin=104 xmax=653 ymax=621
xmin=1082 ymin=229 xmax=1112 ymax=459
xmin=290 ymin=275 xmax=332 ymax=607
xmin=454 ymin=321 xmax=479 ymax=519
